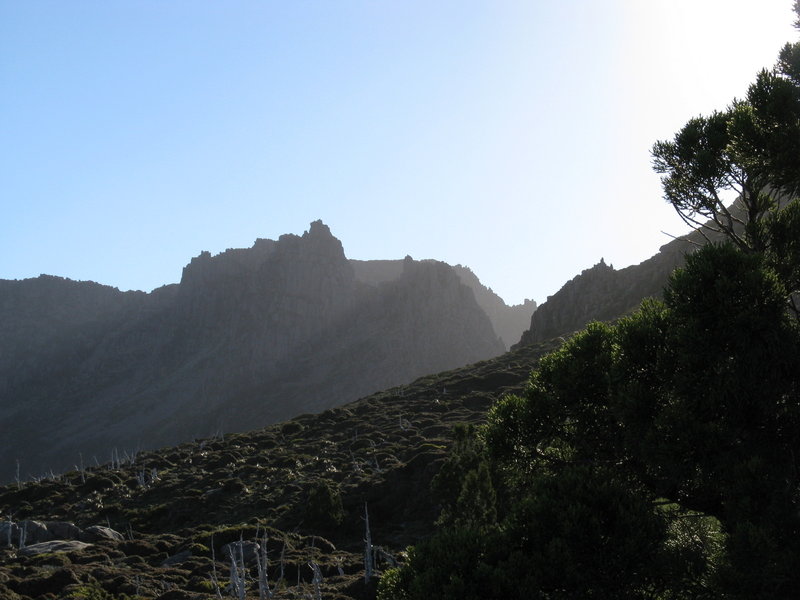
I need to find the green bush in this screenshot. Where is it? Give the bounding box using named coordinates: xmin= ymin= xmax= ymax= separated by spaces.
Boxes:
xmin=304 ymin=480 xmax=344 ymax=529
xmin=378 ymin=566 xmax=412 ymax=600
xmin=280 ymin=420 xmax=304 ymax=436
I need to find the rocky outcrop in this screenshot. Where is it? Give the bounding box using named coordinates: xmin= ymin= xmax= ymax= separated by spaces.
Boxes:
xmin=0 ymin=520 xmax=122 ymax=547
xmin=515 ymin=231 xmax=704 ymax=346
xmin=351 ymin=259 xmax=535 ymax=350
xmin=0 ymin=222 xmax=504 ymax=483
xmin=17 ymin=540 xmax=93 ymax=557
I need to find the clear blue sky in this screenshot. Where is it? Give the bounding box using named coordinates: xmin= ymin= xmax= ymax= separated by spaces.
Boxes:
xmin=1 ymin=1 xmax=796 ymax=305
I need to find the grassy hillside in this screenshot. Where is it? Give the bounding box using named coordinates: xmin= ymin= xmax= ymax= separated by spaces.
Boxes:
xmin=0 ymin=338 xmax=560 ymax=600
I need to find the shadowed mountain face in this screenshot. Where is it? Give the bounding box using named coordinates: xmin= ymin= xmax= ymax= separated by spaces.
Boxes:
xmin=351 ymin=260 xmax=536 ymax=350
xmin=0 ymin=221 xmax=504 ymax=483
xmin=515 ymin=230 xmax=706 ymax=347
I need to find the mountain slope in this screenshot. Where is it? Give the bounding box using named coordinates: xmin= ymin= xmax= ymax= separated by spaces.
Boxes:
xmin=515 ymin=230 xmax=704 ymax=346
xmin=0 ymin=338 xmax=561 ymax=600
xmin=0 ymin=222 xmax=504 ymax=483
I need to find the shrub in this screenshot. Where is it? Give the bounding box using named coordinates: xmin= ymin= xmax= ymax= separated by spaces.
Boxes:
xmin=304 ymin=480 xmax=344 ymax=529
xmin=280 ymin=421 xmax=304 ymax=436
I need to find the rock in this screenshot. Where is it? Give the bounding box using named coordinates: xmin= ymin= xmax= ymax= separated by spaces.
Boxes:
xmin=450 ymin=265 xmax=536 ymax=349
xmin=160 ymin=549 xmax=192 ymax=566
xmin=18 ymin=540 xmax=92 ymax=556
xmin=514 ymin=230 xmax=704 ymax=347
xmin=221 ymin=540 xmax=260 ymax=564
xmin=42 ymin=521 xmax=83 ymax=541
xmin=0 ymin=520 xmax=73 ymax=546
xmin=82 ymin=525 xmax=124 ymax=542
xmin=20 ymin=520 xmax=52 ymax=544
xmin=352 ymin=260 xmax=537 ymax=351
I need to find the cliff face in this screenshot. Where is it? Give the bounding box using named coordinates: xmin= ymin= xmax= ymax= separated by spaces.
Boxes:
xmin=351 ymin=259 xmax=536 ymax=351
xmin=0 ymin=276 xmax=151 ymax=396
xmin=0 ymin=222 xmax=503 ymax=482
xmin=450 ymin=265 xmax=536 ymax=349
xmin=515 ymin=232 xmax=701 ymax=346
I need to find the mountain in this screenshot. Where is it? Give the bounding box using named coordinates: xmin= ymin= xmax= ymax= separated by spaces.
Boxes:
xmin=515 ymin=229 xmax=705 ymax=346
xmin=0 ymin=221 xmax=505 ymax=483
xmin=0 ymin=222 xmax=710 ymax=600
xmin=350 ymin=260 xmax=535 ymax=350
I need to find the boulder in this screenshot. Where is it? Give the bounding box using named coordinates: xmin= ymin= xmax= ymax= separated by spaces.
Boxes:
xmin=1 ymin=520 xmax=102 ymax=546
xmin=0 ymin=520 xmax=63 ymax=546
xmin=20 ymin=520 xmax=52 ymax=544
xmin=41 ymin=521 xmax=82 ymax=542
xmin=82 ymin=525 xmax=124 ymax=542
xmin=18 ymin=540 xmax=92 ymax=556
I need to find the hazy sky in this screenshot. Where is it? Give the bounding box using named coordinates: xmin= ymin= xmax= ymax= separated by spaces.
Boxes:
xmin=1 ymin=1 xmax=796 ymax=305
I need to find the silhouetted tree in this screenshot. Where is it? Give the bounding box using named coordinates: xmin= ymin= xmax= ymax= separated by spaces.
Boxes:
xmin=652 ymin=36 xmax=800 ymax=252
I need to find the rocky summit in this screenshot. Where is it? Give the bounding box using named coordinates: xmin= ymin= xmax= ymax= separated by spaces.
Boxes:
xmin=514 ymin=227 xmax=708 ymax=347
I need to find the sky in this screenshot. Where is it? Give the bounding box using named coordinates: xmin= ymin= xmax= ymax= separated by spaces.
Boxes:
xmin=1 ymin=1 xmax=797 ymax=306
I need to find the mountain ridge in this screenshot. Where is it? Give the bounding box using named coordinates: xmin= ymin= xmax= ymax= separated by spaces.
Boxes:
xmin=514 ymin=227 xmax=707 ymax=346
xmin=0 ymin=221 xmax=523 ymax=484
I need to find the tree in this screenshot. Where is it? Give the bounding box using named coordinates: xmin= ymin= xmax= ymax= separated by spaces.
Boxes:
xmin=430 ymin=423 xmax=498 ymax=529
xmin=485 ymin=243 xmax=800 ymax=597
xmin=304 ymin=480 xmax=344 ymax=529
xmin=652 ymin=42 xmax=800 ymax=253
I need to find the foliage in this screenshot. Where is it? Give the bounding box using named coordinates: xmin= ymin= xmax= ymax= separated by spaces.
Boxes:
xmin=388 ymin=464 xmax=716 ymax=599
xmin=377 ymin=566 xmax=412 ymax=600
xmin=304 ymin=479 xmax=344 ymax=529
xmin=652 ymin=27 xmax=800 ymax=254
xmin=764 ymin=198 xmax=800 ymax=308
xmin=280 ymin=420 xmax=305 ymax=436
xmin=430 ymin=424 xmax=497 ymax=529
xmin=495 ymin=467 xmax=673 ymax=599
xmin=385 ymin=527 xmax=505 ymax=600
xmin=64 ymin=585 xmax=136 ymax=600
